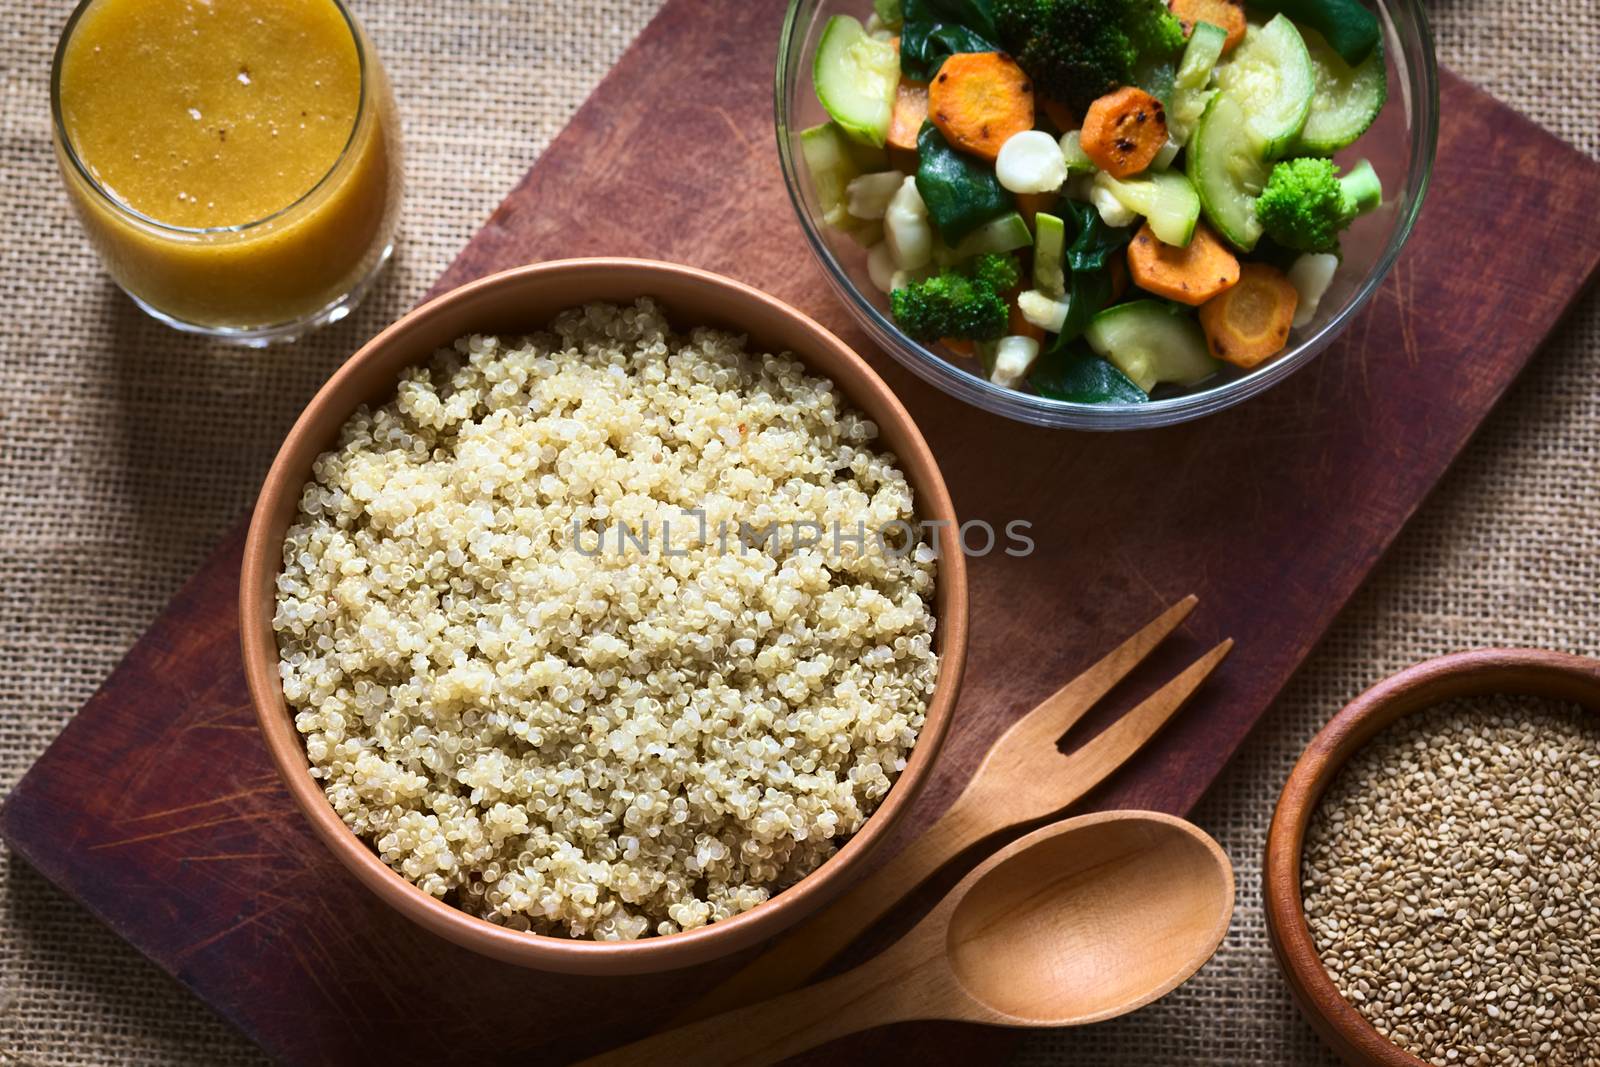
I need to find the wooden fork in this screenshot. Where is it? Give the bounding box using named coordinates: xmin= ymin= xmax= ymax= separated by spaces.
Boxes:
xmin=674 ymin=594 xmax=1231 ymax=1024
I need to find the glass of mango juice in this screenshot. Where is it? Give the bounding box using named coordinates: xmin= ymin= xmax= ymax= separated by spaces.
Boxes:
xmin=51 ymin=0 xmax=402 ymax=345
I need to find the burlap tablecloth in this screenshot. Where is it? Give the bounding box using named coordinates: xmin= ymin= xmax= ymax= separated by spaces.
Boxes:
xmin=1 ymin=0 xmax=1594 ymax=1062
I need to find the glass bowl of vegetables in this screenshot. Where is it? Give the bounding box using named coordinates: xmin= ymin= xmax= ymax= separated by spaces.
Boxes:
xmin=776 ymin=0 xmax=1438 ymax=428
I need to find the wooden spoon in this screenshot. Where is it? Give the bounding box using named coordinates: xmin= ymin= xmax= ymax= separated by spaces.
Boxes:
xmin=584 ymin=810 xmax=1235 ymax=1066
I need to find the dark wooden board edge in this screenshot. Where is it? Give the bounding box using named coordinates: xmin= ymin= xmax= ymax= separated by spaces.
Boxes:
xmin=6 ymin=0 xmax=1600 ymax=1061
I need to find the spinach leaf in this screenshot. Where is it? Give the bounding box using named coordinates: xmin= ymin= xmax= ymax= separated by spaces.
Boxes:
xmin=1050 ymin=198 xmax=1132 ymax=342
xmin=1030 ymin=339 xmax=1148 ymax=404
xmin=1059 ymin=268 xmax=1111 ymax=343
xmin=1249 ymin=0 xmax=1379 ymax=65
xmin=915 ymin=121 xmax=1014 ymax=244
xmin=899 ymin=0 xmax=1001 ymax=81
xmin=1060 ymin=198 xmax=1129 ymax=273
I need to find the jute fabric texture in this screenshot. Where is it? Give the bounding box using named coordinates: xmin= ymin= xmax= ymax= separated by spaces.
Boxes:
xmin=1 ymin=0 xmax=1595 ymax=1063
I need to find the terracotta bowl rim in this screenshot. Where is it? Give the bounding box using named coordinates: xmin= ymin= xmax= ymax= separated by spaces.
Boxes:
xmin=240 ymin=257 xmax=970 ymax=975
xmin=1263 ymin=648 xmax=1600 ymax=1066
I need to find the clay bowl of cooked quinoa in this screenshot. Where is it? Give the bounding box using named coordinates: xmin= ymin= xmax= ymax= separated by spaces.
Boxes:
xmin=240 ymin=258 xmax=967 ymax=975
xmin=1265 ymin=649 xmax=1600 ymax=1066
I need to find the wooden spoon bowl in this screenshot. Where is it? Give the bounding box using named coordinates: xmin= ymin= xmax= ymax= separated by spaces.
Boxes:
xmin=1264 ymin=649 xmax=1600 ymax=1066
xmin=946 ymin=811 xmax=1235 ymax=1025
xmin=588 ymin=810 xmax=1235 ymax=1065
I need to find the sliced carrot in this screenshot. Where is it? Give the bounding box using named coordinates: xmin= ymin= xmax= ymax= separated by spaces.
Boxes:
xmin=888 ymin=80 xmax=930 ymax=152
xmin=1198 ymin=263 xmax=1299 ymax=367
xmin=887 ymin=148 xmax=920 ymax=175
xmin=1040 ymin=95 xmax=1079 ymax=132
xmin=1126 ymin=221 xmax=1240 ymax=306
xmin=1015 ymin=191 xmax=1057 ymax=225
xmin=1109 ymin=254 xmax=1130 ymax=303
xmin=1007 ymin=293 xmax=1047 ymax=343
xmin=1079 ymin=87 xmax=1167 ymax=178
xmin=1168 ymin=0 xmax=1247 ymax=52
xmin=928 ymin=52 xmax=1035 ymax=161
xmin=942 ymin=337 xmax=977 ymax=358
xmin=887 ymin=145 xmax=920 ymax=174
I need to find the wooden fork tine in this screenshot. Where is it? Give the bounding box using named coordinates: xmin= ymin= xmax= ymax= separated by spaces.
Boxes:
xmin=1045 ymin=638 xmax=1234 ymax=812
xmin=1021 ymin=594 xmax=1199 ymax=740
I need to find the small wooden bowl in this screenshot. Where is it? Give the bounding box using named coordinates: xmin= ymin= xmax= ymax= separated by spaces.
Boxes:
xmin=241 ymin=258 xmax=969 ymax=975
xmin=1264 ymin=649 xmax=1600 ymax=1066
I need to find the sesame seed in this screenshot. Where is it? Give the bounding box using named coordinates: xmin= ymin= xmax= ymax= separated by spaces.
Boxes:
xmin=1303 ymin=694 xmax=1600 ymax=1064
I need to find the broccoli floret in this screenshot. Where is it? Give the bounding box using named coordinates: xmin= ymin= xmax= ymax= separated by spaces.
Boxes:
xmin=889 ymin=258 xmax=1015 ymax=342
xmin=993 ymin=0 xmax=1186 ymax=113
xmin=1255 ymin=157 xmax=1383 ymax=254
xmin=994 ymin=0 xmax=1131 ymax=112
xmin=969 ymin=252 xmax=1023 ymax=293
xmin=1122 ymin=0 xmax=1186 ymax=60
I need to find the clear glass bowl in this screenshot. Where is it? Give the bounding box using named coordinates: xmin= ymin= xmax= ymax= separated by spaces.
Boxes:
xmin=775 ymin=0 xmax=1439 ymax=429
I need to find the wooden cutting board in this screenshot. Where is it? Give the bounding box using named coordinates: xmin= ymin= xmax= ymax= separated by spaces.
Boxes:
xmin=7 ymin=1 xmax=1600 ymax=1064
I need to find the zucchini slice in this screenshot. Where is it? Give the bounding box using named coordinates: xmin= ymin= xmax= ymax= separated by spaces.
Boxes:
xmin=801 ymin=123 xmax=887 ymax=245
xmin=1216 ymin=15 xmax=1314 ymax=159
xmin=943 ymin=211 xmax=1033 ymax=262
xmin=1084 ymin=300 xmax=1223 ymax=392
xmin=1169 ymin=21 xmax=1228 ymax=146
xmin=1187 ymin=93 xmax=1269 ymax=251
xmin=813 ymin=15 xmax=899 ymax=147
xmin=1296 ymin=30 xmax=1387 ymax=155
xmin=1093 ymin=171 xmax=1202 ymax=247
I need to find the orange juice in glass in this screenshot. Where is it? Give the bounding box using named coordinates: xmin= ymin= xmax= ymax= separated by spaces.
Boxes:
xmin=51 ymin=0 xmax=402 ymax=344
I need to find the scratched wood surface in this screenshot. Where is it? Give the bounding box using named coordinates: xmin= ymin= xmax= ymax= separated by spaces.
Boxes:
xmin=7 ymin=0 xmax=1600 ymax=1064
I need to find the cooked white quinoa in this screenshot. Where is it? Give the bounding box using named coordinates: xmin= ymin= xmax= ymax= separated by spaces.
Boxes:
xmin=274 ymin=300 xmax=938 ymax=940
